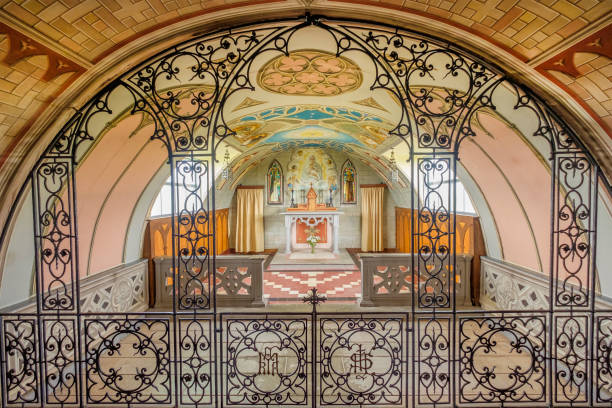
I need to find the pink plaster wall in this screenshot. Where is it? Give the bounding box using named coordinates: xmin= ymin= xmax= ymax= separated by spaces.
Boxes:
xmin=74 ymin=115 xmax=164 ymax=276
xmin=87 ymin=139 xmax=166 ymax=274
xmin=460 ymin=113 xmax=551 ymax=273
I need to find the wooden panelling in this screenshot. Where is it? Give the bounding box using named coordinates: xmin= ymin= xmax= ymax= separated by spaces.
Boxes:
xmin=144 ymin=209 xmax=229 ymax=306
xmin=395 ymin=207 xmax=486 ymax=305
xmin=395 ymin=207 xmax=478 ymax=255
xmin=147 ymin=208 xmax=230 ymax=258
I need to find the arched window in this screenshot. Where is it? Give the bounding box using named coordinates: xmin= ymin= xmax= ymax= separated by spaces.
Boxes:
xmin=150 ymin=176 xmax=205 ymax=217
xmin=267 ymin=160 xmax=283 ymax=205
xmin=341 ymin=160 xmax=357 ymax=204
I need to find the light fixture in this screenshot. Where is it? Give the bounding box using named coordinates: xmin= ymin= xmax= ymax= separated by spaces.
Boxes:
xmin=222 ymin=149 xmax=232 ymax=181
xmin=389 ymin=148 xmax=399 ymax=183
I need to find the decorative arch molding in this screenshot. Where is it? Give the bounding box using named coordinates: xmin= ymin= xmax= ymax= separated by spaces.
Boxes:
xmin=1 ymin=6 xmax=611 ymax=250
xmin=1 ymin=15 xmax=608 ymax=299
xmin=0 ymin=15 xmax=610 ymax=406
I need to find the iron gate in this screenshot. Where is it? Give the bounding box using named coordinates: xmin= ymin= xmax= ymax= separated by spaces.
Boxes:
xmin=0 ymin=14 xmax=611 ymax=407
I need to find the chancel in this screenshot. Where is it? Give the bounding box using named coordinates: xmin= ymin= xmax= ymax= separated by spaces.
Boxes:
xmin=0 ymin=2 xmax=611 ymax=407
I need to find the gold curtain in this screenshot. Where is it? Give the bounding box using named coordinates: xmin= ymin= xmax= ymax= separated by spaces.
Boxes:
xmin=361 ymin=185 xmax=384 ymax=251
xmin=235 ymin=187 xmax=264 ymax=253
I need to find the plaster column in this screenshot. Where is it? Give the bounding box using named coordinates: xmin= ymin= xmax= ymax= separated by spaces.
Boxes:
xmin=285 ymin=215 xmax=292 ymax=254
xmin=332 ymin=214 xmax=340 ymax=254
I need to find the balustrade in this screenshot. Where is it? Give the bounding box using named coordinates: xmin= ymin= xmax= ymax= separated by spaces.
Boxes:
xmin=360 ymin=253 xmax=472 ymax=307
xmin=153 ymin=255 xmax=265 ymax=308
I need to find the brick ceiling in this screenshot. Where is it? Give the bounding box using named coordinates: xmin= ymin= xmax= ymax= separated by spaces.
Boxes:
xmin=0 ymin=0 xmax=610 ymax=192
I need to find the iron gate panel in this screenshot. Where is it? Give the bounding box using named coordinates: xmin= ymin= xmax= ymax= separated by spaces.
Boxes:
xmin=416 ymin=314 xmax=451 ymax=406
xmin=84 ymin=316 xmax=172 ymax=405
xmin=1 ymin=317 xmax=39 ymax=406
xmin=596 ymin=315 xmax=612 ymax=405
xmin=178 ymin=317 xmax=214 ymax=406
xmin=458 ymin=313 xmax=547 ymax=405
xmin=318 ymin=314 xmax=406 ymax=406
xmin=221 ymin=314 xmax=310 ymax=407
xmin=0 ymin=14 xmax=609 ymax=408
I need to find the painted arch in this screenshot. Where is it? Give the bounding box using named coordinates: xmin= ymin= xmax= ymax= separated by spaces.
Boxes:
xmin=0 ymin=15 xmax=609 ymax=310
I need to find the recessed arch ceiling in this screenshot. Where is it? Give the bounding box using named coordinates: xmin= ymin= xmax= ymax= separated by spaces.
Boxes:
xmin=0 ymin=1 xmax=610 ymax=249
xmin=226 ymin=105 xmax=395 ymax=150
xmin=0 ymin=8 xmax=609 ymax=291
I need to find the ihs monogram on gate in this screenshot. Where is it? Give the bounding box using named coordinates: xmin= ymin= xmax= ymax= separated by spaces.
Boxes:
xmin=258 ymin=347 xmax=279 ymax=376
xmin=349 ymin=344 xmax=374 ymax=378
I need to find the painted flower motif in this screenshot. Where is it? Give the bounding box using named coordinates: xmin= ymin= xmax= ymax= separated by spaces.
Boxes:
xmin=296 ymin=72 xmax=324 ymax=84
xmin=312 ymin=83 xmax=338 ymax=95
xmin=328 ymin=73 xmax=356 ymax=86
xmin=258 ymin=50 xmax=362 ymax=96
xmin=313 ymin=57 xmax=342 ymax=73
xmin=264 ymin=72 xmax=292 ymax=86
xmin=278 ymin=56 xmax=307 ymax=72
xmin=282 ymin=83 xmax=308 ymax=94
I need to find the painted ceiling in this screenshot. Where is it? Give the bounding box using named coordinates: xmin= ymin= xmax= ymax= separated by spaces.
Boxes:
xmin=227 ymin=105 xmax=394 ymax=150
xmin=0 ymin=0 xmax=611 ymax=230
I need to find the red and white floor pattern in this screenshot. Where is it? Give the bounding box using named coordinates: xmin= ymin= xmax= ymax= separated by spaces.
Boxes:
xmin=263 ymin=270 xmax=361 ymax=303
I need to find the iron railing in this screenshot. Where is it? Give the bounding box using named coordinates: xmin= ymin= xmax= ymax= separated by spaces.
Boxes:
xmin=0 ymin=14 xmax=610 ymax=407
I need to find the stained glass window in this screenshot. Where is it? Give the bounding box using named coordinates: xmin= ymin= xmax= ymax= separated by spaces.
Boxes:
xmin=267 ymin=160 xmax=283 ymax=205
xmin=341 ymin=160 xmax=357 ymax=204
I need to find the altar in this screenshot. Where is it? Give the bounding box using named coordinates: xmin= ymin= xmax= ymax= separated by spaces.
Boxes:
xmin=280 ymin=211 xmax=343 ymax=254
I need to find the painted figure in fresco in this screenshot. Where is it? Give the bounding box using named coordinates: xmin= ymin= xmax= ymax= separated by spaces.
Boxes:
xmin=286 ymin=148 xmax=337 ymax=193
xmin=268 ymin=161 xmax=282 ymax=204
xmin=306 ymin=154 xmax=322 ymax=184
xmin=343 ymin=161 xmax=356 ymax=203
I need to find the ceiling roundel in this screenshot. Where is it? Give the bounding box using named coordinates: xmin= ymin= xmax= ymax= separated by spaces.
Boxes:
xmin=257 ymin=50 xmax=362 ymax=96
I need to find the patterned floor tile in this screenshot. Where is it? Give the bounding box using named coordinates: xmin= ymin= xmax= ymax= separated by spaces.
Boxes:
xmin=263 ymin=270 xmax=361 ymax=304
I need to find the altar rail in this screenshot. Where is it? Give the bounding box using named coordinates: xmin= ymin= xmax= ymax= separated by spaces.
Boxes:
xmin=0 ymin=259 xmax=148 ymax=313
xmin=153 ymin=255 xmax=265 ymax=308
xmin=359 ymin=253 xmax=472 ymax=307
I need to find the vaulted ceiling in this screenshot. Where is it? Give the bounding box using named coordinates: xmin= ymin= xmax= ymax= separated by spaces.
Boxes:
xmin=0 ymin=0 xmax=610 ymax=240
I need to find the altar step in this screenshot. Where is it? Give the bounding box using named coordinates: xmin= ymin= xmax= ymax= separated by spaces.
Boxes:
xmin=266 ymin=263 xmax=358 ymax=271
xmin=263 ymin=269 xmax=361 ymax=304
xmin=266 ymin=248 xmax=358 ymax=271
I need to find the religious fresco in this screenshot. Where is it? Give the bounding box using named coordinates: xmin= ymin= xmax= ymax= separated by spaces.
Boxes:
xmin=286 ymin=148 xmax=338 ymax=193
xmin=257 ymin=50 xmax=362 ymax=96
xmin=341 ymin=160 xmax=357 ymax=204
xmin=228 ymin=105 xmax=393 ymax=149
xmin=267 ymin=160 xmax=283 ymax=205
xmin=270 ymin=140 xmax=354 ymax=154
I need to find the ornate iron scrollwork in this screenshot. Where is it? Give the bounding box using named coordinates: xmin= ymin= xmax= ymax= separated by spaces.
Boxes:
xmin=174 ymin=156 xmax=212 ymax=310
xmin=596 ymin=316 xmax=612 ymax=404
xmin=224 ymin=318 xmax=308 ymax=406
xmin=1 ymin=14 xmax=606 ymax=407
xmin=2 ymin=319 xmax=38 ymax=404
xmin=179 ymin=318 xmax=213 ymax=405
xmin=554 ymin=315 xmax=588 ymax=404
xmin=84 ymin=317 xmax=171 ymax=404
xmin=416 ymin=157 xmax=452 ymax=308
xmin=417 ymin=316 xmax=450 ymax=405
xmin=459 ymin=315 xmax=546 ymax=404
xmin=319 ymin=316 xmax=403 ymax=405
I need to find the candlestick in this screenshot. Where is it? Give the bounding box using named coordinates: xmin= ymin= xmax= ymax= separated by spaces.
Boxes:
xmin=288 ymin=183 xmax=296 ymax=208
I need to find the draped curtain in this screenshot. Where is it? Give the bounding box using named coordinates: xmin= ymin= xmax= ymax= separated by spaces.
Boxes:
xmin=235 ymin=187 xmax=264 ymax=253
xmin=361 ymin=185 xmax=384 ymax=252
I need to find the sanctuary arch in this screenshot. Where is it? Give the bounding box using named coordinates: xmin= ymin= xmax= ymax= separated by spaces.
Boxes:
xmin=0 ymin=13 xmax=611 ymax=408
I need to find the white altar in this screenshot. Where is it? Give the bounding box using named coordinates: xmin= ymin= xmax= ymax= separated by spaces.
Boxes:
xmin=280 ymin=211 xmax=343 ymax=254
